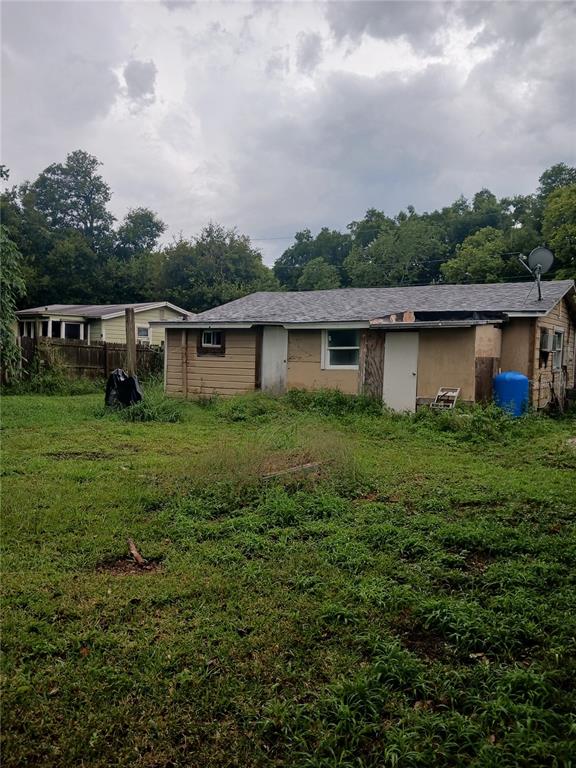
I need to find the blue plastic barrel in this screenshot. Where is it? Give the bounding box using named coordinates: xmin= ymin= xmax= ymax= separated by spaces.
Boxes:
xmin=493 ymin=371 xmax=529 ymax=417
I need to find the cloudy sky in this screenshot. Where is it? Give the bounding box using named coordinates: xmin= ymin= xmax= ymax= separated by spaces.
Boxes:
xmin=2 ymin=0 xmax=575 ymax=262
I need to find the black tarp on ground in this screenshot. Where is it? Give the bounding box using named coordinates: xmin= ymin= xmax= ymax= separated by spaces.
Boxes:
xmin=105 ymin=368 xmax=143 ymax=408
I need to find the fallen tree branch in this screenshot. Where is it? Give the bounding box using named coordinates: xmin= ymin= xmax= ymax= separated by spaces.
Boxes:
xmin=262 ymin=462 xmax=321 ymax=480
xmin=127 ymin=538 xmax=146 ymax=566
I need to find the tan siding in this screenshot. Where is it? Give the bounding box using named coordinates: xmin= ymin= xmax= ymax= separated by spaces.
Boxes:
xmin=532 ymin=297 xmax=575 ymax=409
xmin=286 ymin=330 xmax=360 ymax=395
xmin=89 ymin=320 xmax=102 ymax=341
xmin=102 ymin=307 xmax=184 ymax=345
xmin=417 ymin=328 xmax=476 ymax=402
xmin=165 ymin=329 xmax=185 ymax=394
xmin=188 ymin=330 xmax=257 ymax=396
xmin=102 ymin=316 xmax=127 ymax=343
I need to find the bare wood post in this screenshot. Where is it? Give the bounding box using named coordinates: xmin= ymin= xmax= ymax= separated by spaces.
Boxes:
xmin=127 ymin=538 xmax=146 ymax=566
xmin=102 ymin=342 xmax=109 ymax=378
xmin=125 ymin=308 xmax=136 ymax=376
xmin=181 ymin=330 xmax=188 ymax=398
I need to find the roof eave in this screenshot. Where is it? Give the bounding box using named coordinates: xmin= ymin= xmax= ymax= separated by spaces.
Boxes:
xmin=100 ymin=302 xmax=193 ymax=320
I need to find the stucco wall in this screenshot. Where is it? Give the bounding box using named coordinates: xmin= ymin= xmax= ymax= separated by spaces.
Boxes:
xmin=417 ymin=328 xmax=476 ymax=402
xmin=102 ymin=307 xmax=184 ymax=345
xmin=500 ymin=320 xmax=531 ymax=375
xmin=165 ymin=328 xmax=257 ymax=397
xmin=287 ymin=330 xmax=360 ymax=394
xmin=475 ymin=325 xmax=502 ymax=357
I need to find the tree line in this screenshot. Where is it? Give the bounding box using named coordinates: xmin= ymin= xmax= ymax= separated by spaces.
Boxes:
xmin=274 ymin=167 xmax=575 ymax=291
xmin=1 ymin=151 xmax=575 ymax=322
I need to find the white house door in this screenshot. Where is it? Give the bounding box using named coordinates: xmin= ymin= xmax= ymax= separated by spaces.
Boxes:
xmin=261 ymin=326 xmax=288 ymax=394
xmin=383 ymin=332 xmax=419 ymax=412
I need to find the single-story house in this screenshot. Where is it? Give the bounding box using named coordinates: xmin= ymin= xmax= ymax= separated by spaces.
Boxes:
xmin=154 ymin=280 xmax=576 ymax=411
xmin=16 ymin=302 xmax=192 ymax=346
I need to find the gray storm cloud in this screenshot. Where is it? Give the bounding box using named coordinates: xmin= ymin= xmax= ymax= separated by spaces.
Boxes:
xmin=326 ymin=1 xmax=452 ymax=53
xmin=296 ymin=32 xmax=322 ymax=75
xmin=1 ymin=0 xmax=574 ymax=264
xmin=123 ymin=60 xmax=157 ymax=106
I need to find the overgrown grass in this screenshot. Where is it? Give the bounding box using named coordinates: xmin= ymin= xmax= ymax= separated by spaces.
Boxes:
xmin=2 ymin=344 xmax=106 ymax=396
xmin=2 ymin=368 xmax=105 ymax=396
xmin=1 ymin=392 xmax=575 ymax=767
xmin=95 ymin=380 xmax=185 ymax=423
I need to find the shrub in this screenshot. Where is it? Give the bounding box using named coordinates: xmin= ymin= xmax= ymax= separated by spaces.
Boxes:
xmin=285 ymin=388 xmax=382 ymax=416
xmin=412 ymin=403 xmax=550 ymax=443
xmin=213 ymin=392 xmax=283 ymax=422
xmin=96 ymin=384 xmax=184 ymax=423
xmin=112 ymin=397 xmax=183 ymax=423
xmin=3 ymin=345 xmax=104 ymax=396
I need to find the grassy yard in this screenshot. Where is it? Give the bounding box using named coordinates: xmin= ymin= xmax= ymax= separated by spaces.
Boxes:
xmin=1 ymin=390 xmax=575 ymax=767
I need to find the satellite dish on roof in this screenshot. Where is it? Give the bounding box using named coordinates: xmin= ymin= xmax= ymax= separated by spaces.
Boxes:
xmin=527 ymin=246 xmax=554 ymax=274
xmin=518 ymin=246 xmax=554 ymax=302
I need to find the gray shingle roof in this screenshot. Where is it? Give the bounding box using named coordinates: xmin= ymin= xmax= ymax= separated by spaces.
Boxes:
xmin=190 ymin=280 xmax=574 ymax=324
xmin=17 ymin=302 xmax=192 ymax=319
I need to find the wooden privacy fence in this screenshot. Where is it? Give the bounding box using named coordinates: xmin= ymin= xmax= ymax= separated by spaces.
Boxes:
xmin=18 ymin=337 xmax=163 ymax=379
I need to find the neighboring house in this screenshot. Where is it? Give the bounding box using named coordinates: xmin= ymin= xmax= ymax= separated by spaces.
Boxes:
xmin=16 ymin=302 xmax=193 ymax=346
xmin=155 ymin=281 xmax=576 ymax=411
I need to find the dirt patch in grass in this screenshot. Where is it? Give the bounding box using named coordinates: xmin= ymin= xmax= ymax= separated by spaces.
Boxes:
xmin=465 ymin=552 xmax=495 ymax=573
xmin=399 ymin=628 xmax=447 ymax=661
xmin=49 ymin=450 xmax=114 ymax=461
xmin=353 ymin=491 xmax=381 ymax=503
xmin=49 ymin=446 xmax=140 ymax=461
xmin=96 ymin=557 xmax=163 ymax=575
xmin=259 ymin=451 xmax=319 ymax=476
xmin=394 ymin=610 xmax=447 ymax=660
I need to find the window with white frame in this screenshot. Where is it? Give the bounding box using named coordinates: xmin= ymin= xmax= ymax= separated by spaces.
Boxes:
xmin=323 ymin=330 xmax=360 ymax=369
xmin=552 ymin=330 xmax=564 ymax=370
xmin=202 ymin=330 xmax=223 ymax=348
xmin=137 ymin=326 xmax=150 ymax=343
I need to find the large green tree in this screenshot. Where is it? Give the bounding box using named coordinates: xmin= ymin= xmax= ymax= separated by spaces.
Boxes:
xmin=297 ymin=258 xmax=341 ymax=290
xmin=0 ymin=183 xmax=54 ymax=307
xmin=542 ymin=185 xmax=576 ymax=279
xmin=115 ymin=207 xmax=166 ymax=260
xmin=428 ymin=190 xmax=506 ymax=249
xmin=344 ymin=215 xmax=448 ymax=287
xmin=160 ymin=223 xmax=278 ymax=312
xmin=32 ymin=150 xmax=114 ymax=250
xmin=440 ymin=227 xmax=507 ymax=283
xmin=274 ymin=228 xmax=352 ymax=289
xmin=537 ymin=163 xmax=576 ymax=203
xmin=347 ymin=208 xmax=395 ymax=248
xmin=40 ymin=232 xmax=103 ymax=304
xmin=0 ymin=225 xmax=26 ymax=382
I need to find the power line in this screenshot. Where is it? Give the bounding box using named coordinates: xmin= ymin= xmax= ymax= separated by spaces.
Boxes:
xmin=251 ymin=235 xmax=295 ymax=241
